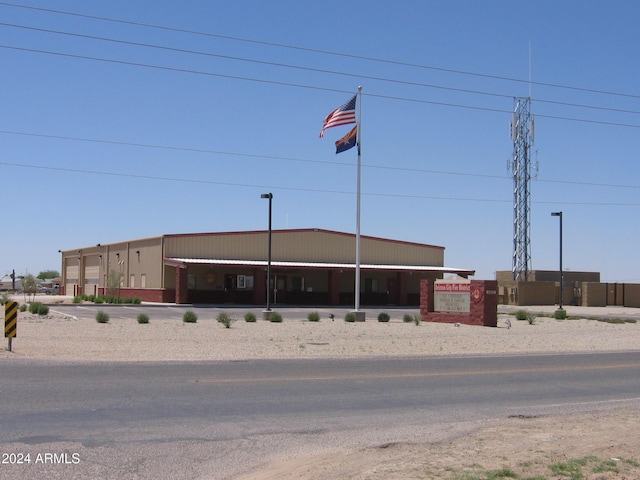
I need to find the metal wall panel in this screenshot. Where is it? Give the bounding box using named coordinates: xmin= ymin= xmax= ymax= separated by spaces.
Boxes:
xmin=164 ymin=230 xmax=444 ymax=267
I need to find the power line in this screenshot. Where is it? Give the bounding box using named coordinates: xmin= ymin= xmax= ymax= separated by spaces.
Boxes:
xmin=2 ymin=129 xmax=640 ymax=191
xmin=0 ymin=160 xmax=511 ymax=203
xmin=3 ymin=161 xmax=638 ymax=206
xmin=4 ymin=22 xmax=639 ymax=117
xmin=3 ymin=44 xmax=640 ymax=130
xmin=2 ymin=1 xmax=639 ymax=101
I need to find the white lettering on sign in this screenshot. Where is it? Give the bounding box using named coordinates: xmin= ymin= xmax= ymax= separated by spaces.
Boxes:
xmin=434 ymin=280 xmax=471 ymax=313
xmin=434 ymin=283 xmax=471 ymax=293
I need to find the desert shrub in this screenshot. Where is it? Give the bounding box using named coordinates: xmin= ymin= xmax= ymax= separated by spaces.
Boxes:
xmin=344 ymin=312 xmax=356 ymax=322
xmin=120 ymin=297 xmax=141 ymax=304
xmin=553 ymin=308 xmax=567 ymax=319
xmin=402 ymin=313 xmax=414 ymax=323
xmin=19 ymin=303 xmax=27 ymax=312
xmin=72 ymin=296 xmax=82 ymax=304
xmin=0 ymin=292 xmax=10 ymax=305
xmin=378 ymin=312 xmax=391 ymax=322
xmin=94 ymin=296 xmax=104 ymax=304
xmin=244 ymin=312 xmax=257 ymax=323
xmin=526 ymin=311 xmax=537 ymax=325
xmin=268 ymin=311 xmax=283 ymax=323
xmin=596 ymin=317 xmax=636 ymax=324
xmin=307 ymin=311 xmax=320 ymax=322
xmin=217 ymin=312 xmax=236 ymax=328
xmin=183 ymin=310 xmax=198 ymax=323
xmin=26 ymin=303 xmax=48 ymax=315
xmin=137 ymin=313 xmax=149 ymax=324
xmin=413 ymin=314 xmax=422 ymax=325
xmin=95 ymin=310 xmax=109 ymax=323
xmin=515 ymin=309 xmax=529 ymax=321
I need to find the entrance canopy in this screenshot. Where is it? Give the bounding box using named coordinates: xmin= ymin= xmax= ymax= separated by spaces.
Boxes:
xmin=165 ymin=257 xmax=475 ymax=277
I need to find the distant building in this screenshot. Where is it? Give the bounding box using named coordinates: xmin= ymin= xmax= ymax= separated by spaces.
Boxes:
xmin=59 ymin=229 xmax=474 ymax=306
xmin=493 ymin=270 xmax=640 ymax=307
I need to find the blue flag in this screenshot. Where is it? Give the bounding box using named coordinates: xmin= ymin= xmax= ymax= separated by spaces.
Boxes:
xmin=335 ymin=126 xmax=357 ymax=154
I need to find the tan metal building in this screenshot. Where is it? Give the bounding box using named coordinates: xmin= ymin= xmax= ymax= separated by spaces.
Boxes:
xmin=59 ymin=229 xmax=474 ymax=306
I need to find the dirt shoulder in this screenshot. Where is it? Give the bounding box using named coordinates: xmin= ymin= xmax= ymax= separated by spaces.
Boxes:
xmin=235 ymin=409 xmax=640 ymax=480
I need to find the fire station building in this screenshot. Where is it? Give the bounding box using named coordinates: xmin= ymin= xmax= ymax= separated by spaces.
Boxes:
xmin=59 ymin=229 xmax=474 ymax=306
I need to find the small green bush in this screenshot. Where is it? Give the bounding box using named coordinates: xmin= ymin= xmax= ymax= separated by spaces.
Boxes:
xmin=137 ymin=313 xmax=149 ymax=324
xmin=244 ymin=312 xmax=257 ymax=322
xmin=94 ymin=296 xmax=104 ymax=304
xmin=402 ymin=313 xmax=414 ymax=323
xmin=72 ymin=296 xmax=82 ymax=304
xmin=307 ymin=311 xmax=320 ymax=322
xmin=553 ymin=308 xmax=567 ymax=319
xmin=378 ymin=312 xmax=391 ymax=322
xmin=515 ymin=309 xmax=529 ymax=321
xmin=95 ymin=310 xmax=110 ymax=323
xmin=0 ymin=292 xmax=10 ymax=305
xmin=344 ymin=312 xmax=356 ymax=322
xmin=217 ymin=312 xmax=236 ymax=328
xmin=19 ymin=303 xmax=27 ymax=312
xmin=183 ymin=310 xmax=198 ymax=323
xmin=268 ymin=312 xmax=283 ymax=323
xmin=413 ymin=314 xmax=422 ymax=325
xmin=28 ymin=302 xmax=48 ymax=315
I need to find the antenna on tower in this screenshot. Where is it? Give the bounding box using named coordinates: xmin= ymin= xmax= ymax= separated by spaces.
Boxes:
xmin=528 ymin=41 xmax=532 ymax=99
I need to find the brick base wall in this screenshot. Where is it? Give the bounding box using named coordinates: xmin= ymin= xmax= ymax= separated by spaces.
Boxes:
xmin=420 ymin=279 xmax=498 ymax=327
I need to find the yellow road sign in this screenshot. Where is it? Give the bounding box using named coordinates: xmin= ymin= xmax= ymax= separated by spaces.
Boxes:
xmin=5 ymin=300 xmax=17 ymax=338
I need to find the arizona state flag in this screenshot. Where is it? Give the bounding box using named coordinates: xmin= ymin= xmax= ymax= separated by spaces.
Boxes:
xmin=335 ymin=126 xmax=357 ymax=154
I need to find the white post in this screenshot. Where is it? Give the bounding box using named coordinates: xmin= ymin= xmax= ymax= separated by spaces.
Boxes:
xmin=354 ymin=86 xmax=363 ymax=317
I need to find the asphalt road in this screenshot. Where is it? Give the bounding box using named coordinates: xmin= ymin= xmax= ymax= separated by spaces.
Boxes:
xmin=1 ymin=352 xmax=640 ymax=479
xmin=48 ymin=303 xmax=424 ymax=322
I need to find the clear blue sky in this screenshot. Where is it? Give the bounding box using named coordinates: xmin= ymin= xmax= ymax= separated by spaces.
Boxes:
xmin=1 ymin=1 xmax=639 ymax=282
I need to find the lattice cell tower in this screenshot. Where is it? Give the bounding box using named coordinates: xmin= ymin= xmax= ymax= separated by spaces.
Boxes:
xmin=509 ymin=97 xmax=536 ymax=281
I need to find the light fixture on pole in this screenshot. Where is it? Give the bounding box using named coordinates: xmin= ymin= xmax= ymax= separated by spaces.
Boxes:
xmin=551 ymin=211 xmax=563 ymax=310
xmin=261 ymin=193 xmax=273 ymax=313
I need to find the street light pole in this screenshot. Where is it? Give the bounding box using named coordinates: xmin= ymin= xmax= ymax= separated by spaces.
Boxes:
xmin=261 ymin=193 xmax=273 ymax=312
xmin=551 ymin=211 xmax=563 ymax=310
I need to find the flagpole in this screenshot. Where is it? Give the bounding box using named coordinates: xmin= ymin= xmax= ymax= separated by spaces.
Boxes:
xmin=355 ymin=85 xmax=362 ymax=313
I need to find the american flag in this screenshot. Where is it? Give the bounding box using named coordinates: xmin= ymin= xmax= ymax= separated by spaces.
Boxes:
xmin=319 ymin=95 xmax=357 ymax=138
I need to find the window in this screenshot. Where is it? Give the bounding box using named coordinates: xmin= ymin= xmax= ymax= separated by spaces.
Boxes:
xmin=365 ymin=278 xmax=378 ymax=293
xmin=291 ymin=276 xmax=304 ymax=292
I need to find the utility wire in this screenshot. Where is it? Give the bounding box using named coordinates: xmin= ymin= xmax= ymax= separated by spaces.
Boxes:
xmin=3 ymin=44 xmax=639 ymax=129
xmin=0 ymin=160 xmax=510 ymax=203
xmin=1 ymin=1 xmax=639 ymax=100
xmin=2 ymin=160 xmax=638 ymax=206
xmin=3 ymin=22 xmax=639 ymax=117
xmin=2 ymin=129 xmax=640 ymax=191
